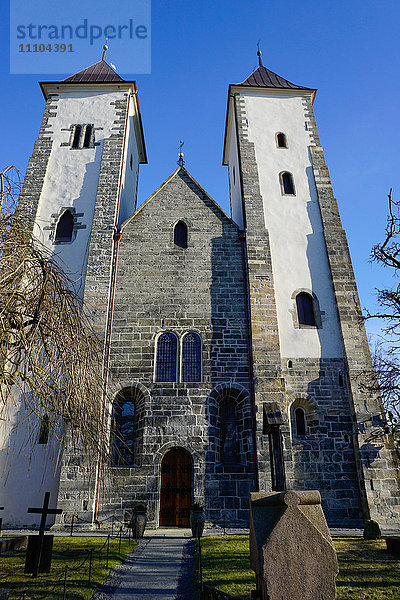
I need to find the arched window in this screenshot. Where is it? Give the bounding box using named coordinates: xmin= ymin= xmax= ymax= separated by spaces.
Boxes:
xmin=82 ymin=124 xmax=93 ymax=148
xmin=220 ymin=400 xmax=240 ymax=464
xmin=182 ymin=332 xmax=202 ymax=382
xmin=174 ymin=221 xmax=188 ymax=249
xmin=280 ymin=171 xmax=295 ymax=195
xmin=111 ymin=397 xmax=136 ymax=466
xmin=296 ymin=292 xmax=316 ymax=326
xmin=155 ymin=332 xmax=178 ymax=382
xmin=71 ymin=125 xmax=81 ymax=148
xmin=55 ymin=209 xmax=74 ymax=242
xmin=294 ymin=407 xmax=306 ymax=436
xmin=276 ymin=132 xmax=287 ymax=148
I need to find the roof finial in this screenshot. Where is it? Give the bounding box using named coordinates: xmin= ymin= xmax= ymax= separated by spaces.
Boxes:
xmin=177 ymin=140 xmax=185 ymax=167
xmin=102 ymin=28 xmax=111 ymax=61
xmin=257 ymin=40 xmax=262 ymax=67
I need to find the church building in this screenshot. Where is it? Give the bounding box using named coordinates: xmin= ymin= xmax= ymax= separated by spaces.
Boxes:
xmin=2 ymin=51 xmax=400 ymax=529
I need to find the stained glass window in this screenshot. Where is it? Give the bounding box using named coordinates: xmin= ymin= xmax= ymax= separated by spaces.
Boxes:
xmin=220 ymin=400 xmax=240 ymax=464
xmin=182 ymin=333 xmax=202 ymax=382
xmin=112 ymin=398 xmax=135 ymax=466
xmin=155 ymin=332 xmax=178 ymax=382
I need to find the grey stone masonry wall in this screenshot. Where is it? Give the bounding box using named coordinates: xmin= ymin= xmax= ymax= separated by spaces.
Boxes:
xmin=56 ymin=93 xmax=130 ymax=527
xmin=304 ymin=96 xmax=400 ymax=527
xmin=233 ymin=95 xmax=289 ymax=497
xmin=283 ymin=357 xmax=363 ymax=525
xmin=234 ymin=92 xmax=367 ymax=526
xmin=15 ymin=95 xmax=58 ymax=227
xmin=97 ymin=168 xmax=254 ymax=527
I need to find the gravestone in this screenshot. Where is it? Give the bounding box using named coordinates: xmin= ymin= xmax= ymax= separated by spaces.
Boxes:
xmin=249 ymin=490 xmax=338 ymax=600
xmin=24 ymin=492 xmax=62 ymax=577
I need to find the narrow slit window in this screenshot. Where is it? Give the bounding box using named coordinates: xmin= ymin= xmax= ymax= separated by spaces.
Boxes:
xmin=55 ymin=209 xmax=74 ymax=243
xmin=111 ymin=398 xmax=135 ymax=466
xmin=182 ymin=333 xmax=202 ymax=382
xmin=38 ymin=415 xmax=50 ymax=445
xmin=295 ymin=407 xmax=306 ymax=436
xmin=82 ymin=125 xmax=93 ymax=148
xmin=276 ymin=132 xmax=287 ymax=148
xmin=71 ymin=125 xmax=82 ymax=149
xmin=281 ymin=171 xmax=295 ymax=195
xmin=155 ymin=332 xmax=178 ymax=382
xmin=174 ymin=221 xmax=188 ymax=249
xmin=296 ymin=292 xmax=316 ymax=326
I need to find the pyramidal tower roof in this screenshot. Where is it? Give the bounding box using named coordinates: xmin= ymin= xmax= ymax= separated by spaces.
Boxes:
xmin=239 ymin=64 xmax=311 ymax=90
xmin=62 ymin=59 xmax=124 ymax=83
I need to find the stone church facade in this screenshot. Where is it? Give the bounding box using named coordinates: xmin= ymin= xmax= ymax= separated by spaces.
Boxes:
xmin=2 ymin=54 xmax=400 ymax=530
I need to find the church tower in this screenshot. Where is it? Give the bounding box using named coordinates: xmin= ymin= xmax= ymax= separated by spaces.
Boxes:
xmin=0 ymin=55 xmax=146 ymax=528
xmin=223 ymin=54 xmax=400 ymax=526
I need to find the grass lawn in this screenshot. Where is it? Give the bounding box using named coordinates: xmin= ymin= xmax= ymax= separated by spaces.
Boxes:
xmin=197 ymin=534 xmax=400 ymax=599
xmin=0 ymin=535 xmax=137 ymax=600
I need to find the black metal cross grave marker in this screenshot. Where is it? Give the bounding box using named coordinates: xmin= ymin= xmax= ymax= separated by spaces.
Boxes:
xmin=25 ymin=492 xmax=62 ymax=577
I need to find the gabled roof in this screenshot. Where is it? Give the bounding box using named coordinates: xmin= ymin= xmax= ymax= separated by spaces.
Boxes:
xmin=62 ymin=60 xmax=124 ymax=83
xmin=122 ymin=166 xmax=236 ymax=229
xmin=239 ymin=65 xmax=312 ymax=90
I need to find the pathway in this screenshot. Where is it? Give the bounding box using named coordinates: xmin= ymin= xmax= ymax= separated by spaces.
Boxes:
xmin=107 ymin=534 xmax=194 ymax=600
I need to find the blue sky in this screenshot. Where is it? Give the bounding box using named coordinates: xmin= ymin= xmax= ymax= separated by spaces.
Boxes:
xmin=1 ymin=0 xmax=400 ymax=340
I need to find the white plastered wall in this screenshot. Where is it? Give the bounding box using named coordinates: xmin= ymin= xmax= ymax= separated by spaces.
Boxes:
xmin=242 ymin=90 xmax=343 ymax=359
xmin=33 ymin=88 xmax=140 ymax=290
xmin=228 ymin=117 xmax=244 ymax=230
xmin=0 ymin=88 xmax=142 ymax=527
xmin=118 ymin=107 xmax=140 ymax=225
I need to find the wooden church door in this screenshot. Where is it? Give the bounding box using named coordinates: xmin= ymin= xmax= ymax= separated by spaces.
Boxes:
xmin=160 ymin=449 xmax=192 ymax=527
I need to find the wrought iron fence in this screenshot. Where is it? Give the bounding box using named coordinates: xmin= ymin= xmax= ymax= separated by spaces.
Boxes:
xmin=11 ymin=521 xmax=134 ymax=600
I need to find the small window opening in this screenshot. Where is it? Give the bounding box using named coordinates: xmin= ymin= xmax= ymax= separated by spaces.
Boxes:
xmin=82 ymin=125 xmax=92 ymax=148
xmin=294 ymin=407 xmax=306 ymax=436
xmin=71 ymin=125 xmax=81 ymax=149
xmin=174 ymin=221 xmax=188 ymax=249
xmin=233 ymin=165 xmax=236 ymax=185
xmin=38 ymin=415 xmax=50 ymax=445
xmin=276 ymin=132 xmax=287 ymax=148
xmin=130 ymin=154 xmax=133 ymax=170
xmin=296 ymin=292 xmax=316 ymax=326
xmin=287 ymin=360 xmax=293 ymax=369
xmin=55 ymin=209 xmax=74 ymax=243
xmin=281 ymin=171 xmax=295 ymax=195
xmin=339 ymin=373 xmax=344 ymax=387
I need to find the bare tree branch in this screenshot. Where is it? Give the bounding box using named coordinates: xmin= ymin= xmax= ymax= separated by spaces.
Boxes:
xmin=0 ymin=166 xmax=112 ymax=459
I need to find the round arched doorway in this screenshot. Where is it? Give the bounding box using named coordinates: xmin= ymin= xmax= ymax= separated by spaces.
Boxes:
xmin=159 ymin=448 xmax=192 ymax=527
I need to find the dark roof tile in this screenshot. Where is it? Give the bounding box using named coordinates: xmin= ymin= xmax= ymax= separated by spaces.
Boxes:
xmin=239 ymin=65 xmax=311 ymax=90
xmin=62 ymin=60 xmax=124 ymax=83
